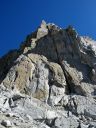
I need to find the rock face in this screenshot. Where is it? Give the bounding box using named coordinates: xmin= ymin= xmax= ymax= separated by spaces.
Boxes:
xmin=0 ymin=21 xmax=96 ymax=128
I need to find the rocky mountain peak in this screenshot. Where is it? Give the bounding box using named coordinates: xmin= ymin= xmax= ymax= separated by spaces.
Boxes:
xmin=0 ymin=22 xmax=96 ymax=128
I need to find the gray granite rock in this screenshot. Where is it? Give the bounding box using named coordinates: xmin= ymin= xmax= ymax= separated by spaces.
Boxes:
xmin=0 ymin=22 xmax=96 ymax=128
xmin=54 ymin=116 xmax=79 ymax=128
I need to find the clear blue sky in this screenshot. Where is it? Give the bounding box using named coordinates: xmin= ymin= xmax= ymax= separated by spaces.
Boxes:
xmin=0 ymin=0 xmax=96 ymax=57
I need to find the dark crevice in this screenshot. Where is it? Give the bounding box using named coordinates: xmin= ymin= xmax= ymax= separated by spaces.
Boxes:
xmin=60 ymin=67 xmax=73 ymax=94
xmin=12 ymin=94 xmax=25 ymax=101
xmin=47 ymin=70 xmax=54 ymax=104
xmin=14 ymin=71 xmax=18 ymax=82
xmin=72 ymin=98 xmax=77 ymax=111
xmin=3 ymin=98 xmax=7 ymax=105
xmin=47 ymin=86 xmax=51 ymax=104
xmin=45 ymin=118 xmax=57 ymax=127
xmin=77 ymin=123 xmax=81 ymax=128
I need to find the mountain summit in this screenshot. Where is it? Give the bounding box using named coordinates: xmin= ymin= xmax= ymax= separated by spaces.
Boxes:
xmin=0 ymin=21 xmax=96 ymax=128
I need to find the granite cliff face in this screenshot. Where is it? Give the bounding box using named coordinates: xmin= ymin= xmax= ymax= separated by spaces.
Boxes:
xmin=0 ymin=21 xmax=96 ymax=128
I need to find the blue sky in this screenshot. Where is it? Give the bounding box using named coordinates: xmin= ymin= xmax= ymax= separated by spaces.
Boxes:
xmin=0 ymin=0 xmax=96 ymax=57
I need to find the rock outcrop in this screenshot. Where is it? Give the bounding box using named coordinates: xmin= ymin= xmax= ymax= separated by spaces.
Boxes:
xmin=0 ymin=21 xmax=96 ymax=128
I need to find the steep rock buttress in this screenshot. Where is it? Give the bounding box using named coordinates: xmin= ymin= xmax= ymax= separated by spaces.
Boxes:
xmin=0 ymin=21 xmax=96 ymax=128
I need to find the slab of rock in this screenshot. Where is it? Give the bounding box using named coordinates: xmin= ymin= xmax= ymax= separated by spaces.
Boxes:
xmin=54 ymin=116 xmax=79 ymax=128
